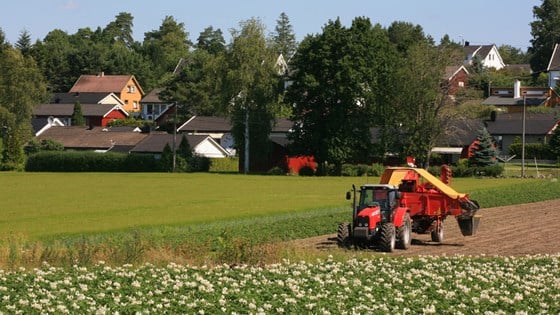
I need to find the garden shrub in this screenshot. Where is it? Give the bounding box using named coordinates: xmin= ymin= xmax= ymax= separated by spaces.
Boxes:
xmin=509 ymin=143 xmax=555 ymax=160
xmin=209 ymin=157 xmax=239 ymax=173
xmin=298 ymin=165 xmax=315 ymax=176
xmin=267 ymin=166 xmax=286 ymax=175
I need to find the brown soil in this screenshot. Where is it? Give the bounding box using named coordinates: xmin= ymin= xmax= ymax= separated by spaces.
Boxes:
xmin=288 ymin=199 xmax=560 ymax=256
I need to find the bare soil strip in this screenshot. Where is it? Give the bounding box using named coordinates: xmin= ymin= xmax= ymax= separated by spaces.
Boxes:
xmin=289 ymin=199 xmax=560 ymax=256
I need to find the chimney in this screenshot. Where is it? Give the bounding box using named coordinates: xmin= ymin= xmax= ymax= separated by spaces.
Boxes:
xmin=514 ymin=79 xmax=521 ymax=99
xmin=98 ymin=72 xmax=105 ymax=77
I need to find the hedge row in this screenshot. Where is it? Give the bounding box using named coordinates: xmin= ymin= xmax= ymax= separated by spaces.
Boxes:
xmin=509 ymin=143 xmax=556 ymax=160
xmin=25 ymin=151 xmax=160 ymax=172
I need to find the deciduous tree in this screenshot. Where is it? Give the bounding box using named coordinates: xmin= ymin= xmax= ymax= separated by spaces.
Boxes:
xmin=0 ymin=47 xmax=48 ymax=169
xmin=529 ymin=0 xmax=560 ymax=74
xmin=225 ymin=18 xmax=281 ymax=173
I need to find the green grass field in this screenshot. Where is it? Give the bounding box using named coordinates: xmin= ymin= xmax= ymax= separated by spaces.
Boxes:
xmin=1 ymin=172 xmax=559 ymax=267
xmin=1 ymin=172 xmax=360 ymax=239
xmin=1 ymin=172 xmax=557 ymax=239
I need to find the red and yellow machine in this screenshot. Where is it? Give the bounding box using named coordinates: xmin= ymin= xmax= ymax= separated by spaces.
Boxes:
xmin=338 ymin=166 xmax=480 ymax=252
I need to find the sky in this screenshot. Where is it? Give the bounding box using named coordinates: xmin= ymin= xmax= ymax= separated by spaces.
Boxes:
xmin=0 ymin=0 xmax=542 ymax=51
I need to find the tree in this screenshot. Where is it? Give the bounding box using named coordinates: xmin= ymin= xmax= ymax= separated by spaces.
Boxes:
xmin=71 ymin=101 xmax=86 ymax=126
xmin=549 ymin=125 xmax=560 ymax=159
xmin=271 ymin=12 xmax=297 ymax=58
xmin=15 ymin=30 xmax=32 ymax=57
xmin=469 ymin=128 xmax=497 ymax=167
xmin=224 ymin=18 xmax=281 ymax=173
xmin=32 ymin=29 xmax=76 ymax=92
xmin=391 ymin=41 xmax=457 ymax=167
xmin=286 ymin=18 xmax=399 ymax=173
xmin=143 ymin=16 xmax=192 ymax=84
xmin=387 ymin=21 xmax=433 ymax=55
xmin=529 ymin=0 xmax=560 ymax=74
xmin=0 ymin=47 xmax=48 ymax=169
xmin=103 ymin=12 xmax=135 ymax=48
xmin=162 ymin=49 xmax=227 ymax=116
xmin=196 ymin=26 xmax=226 ymax=55
xmin=498 ymin=44 xmax=529 ymax=65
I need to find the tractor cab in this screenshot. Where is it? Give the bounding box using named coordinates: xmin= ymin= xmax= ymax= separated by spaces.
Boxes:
xmin=357 ymin=184 xmax=399 ymax=212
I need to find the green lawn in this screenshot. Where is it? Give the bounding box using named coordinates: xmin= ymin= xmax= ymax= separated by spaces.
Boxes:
xmin=1 ymin=172 xmax=357 ymax=239
xmin=0 ymin=172 xmax=556 ymax=239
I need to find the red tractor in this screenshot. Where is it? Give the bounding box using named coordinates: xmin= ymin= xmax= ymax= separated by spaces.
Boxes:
xmin=337 ymin=167 xmax=480 ymax=252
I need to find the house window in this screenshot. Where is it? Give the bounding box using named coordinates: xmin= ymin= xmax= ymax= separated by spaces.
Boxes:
xmin=458 ymin=81 xmax=464 ymax=87
xmin=128 ymin=86 xmax=135 ymax=93
xmin=146 ymin=104 xmax=153 ymax=114
xmin=133 ymin=101 xmax=138 ymax=109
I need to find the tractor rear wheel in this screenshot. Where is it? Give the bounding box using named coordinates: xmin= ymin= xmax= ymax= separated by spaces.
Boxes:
xmin=397 ymin=213 xmax=412 ymax=249
xmin=337 ymin=222 xmax=352 ymax=248
xmin=431 ymin=221 xmax=444 ymax=242
xmin=379 ymin=223 xmax=396 ymax=252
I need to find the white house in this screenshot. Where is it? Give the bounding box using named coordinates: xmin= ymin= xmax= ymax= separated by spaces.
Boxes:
xmin=463 ymin=42 xmax=505 ymax=70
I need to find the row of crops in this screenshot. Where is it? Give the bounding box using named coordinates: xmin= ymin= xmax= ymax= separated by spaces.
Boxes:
xmin=1 ymin=255 xmax=559 ymax=313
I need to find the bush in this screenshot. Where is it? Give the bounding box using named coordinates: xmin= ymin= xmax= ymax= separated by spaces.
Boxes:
xmin=298 ymin=165 xmax=315 ymax=176
xmin=25 ymin=151 xmax=160 ymax=172
xmin=341 ymin=163 xmax=386 ymax=177
xmin=509 ymin=143 xmax=555 ymax=160
xmin=209 ymin=157 xmax=239 ymax=173
xmin=267 ymin=166 xmax=286 ymax=175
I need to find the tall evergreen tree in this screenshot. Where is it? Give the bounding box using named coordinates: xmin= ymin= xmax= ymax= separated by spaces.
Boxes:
xmin=15 ymin=30 xmax=32 ymax=57
xmin=196 ymin=26 xmax=226 ymax=55
xmin=469 ymin=128 xmax=497 ymax=167
xmin=71 ymin=101 xmax=85 ymax=126
xmin=271 ymin=12 xmax=297 ymax=58
xmin=103 ymin=12 xmax=135 ymax=48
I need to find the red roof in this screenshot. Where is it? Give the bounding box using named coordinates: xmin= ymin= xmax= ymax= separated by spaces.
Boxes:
xmin=69 ymin=74 xmax=143 ymax=94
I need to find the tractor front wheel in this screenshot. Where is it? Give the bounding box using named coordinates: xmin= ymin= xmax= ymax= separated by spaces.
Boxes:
xmin=397 ymin=213 xmax=412 ymax=249
xmin=379 ymin=223 xmax=396 ymax=252
xmin=337 ymin=222 xmax=352 ymax=248
xmin=431 ymin=221 xmax=444 ymax=242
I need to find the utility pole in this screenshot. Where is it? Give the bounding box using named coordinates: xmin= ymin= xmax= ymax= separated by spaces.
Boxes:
xmin=521 ymin=94 xmax=526 ymax=177
xmin=172 ymin=103 xmax=177 ymax=172
xmin=244 ymin=108 xmax=249 ymax=174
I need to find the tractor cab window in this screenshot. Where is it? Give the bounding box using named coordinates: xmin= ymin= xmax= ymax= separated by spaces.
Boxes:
xmin=359 ymin=188 xmax=393 ymax=210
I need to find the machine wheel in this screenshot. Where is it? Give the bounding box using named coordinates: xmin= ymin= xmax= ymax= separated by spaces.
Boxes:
xmin=379 ymin=223 xmax=396 ymax=252
xmin=431 ymin=221 xmax=444 ymax=242
xmin=337 ymin=222 xmax=352 ymax=248
xmin=396 ymin=213 xmax=412 ymax=250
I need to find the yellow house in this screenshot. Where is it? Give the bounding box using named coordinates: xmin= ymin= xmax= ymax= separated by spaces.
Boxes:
xmin=69 ymin=73 xmax=145 ymax=113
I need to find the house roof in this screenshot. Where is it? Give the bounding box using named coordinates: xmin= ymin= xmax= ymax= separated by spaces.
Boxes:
xmin=547 ymin=43 xmax=560 ymax=71
xmin=484 ymin=112 xmax=559 ymax=135
xmin=464 ymin=44 xmax=494 ymax=59
xmin=34 ymin=103 xmax=129 ymax=117
xmin=69 ymin=74 xmax=144 ymax=95
xmin=141 ymin=88 xmax=166 ymax=103
xmin=178 ymin=116 xmax=232 ymax=133
xmin=178 ymin=116 xmax=293 ymax=133
xmin=36 ymin=126 xmax=148 ymax=150
xmin=438 ymin=119 xmax=484 ymax=147
xmin=482 ymin=96 xmax=547 ymax=106
xmin=444 ymin=65 xmax=469 ymax=80
xmin=51 ymin=92 xmax=122 ymax=105
xmin=130 ymin=133 xmax=229 ymax=157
